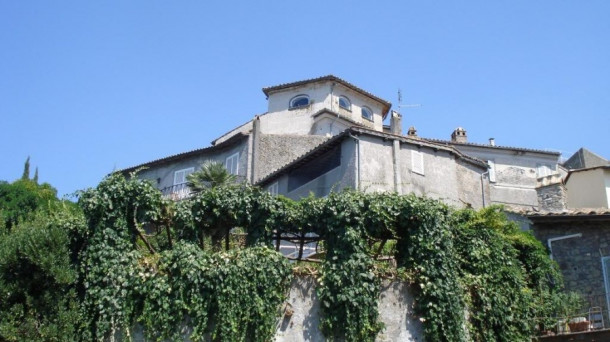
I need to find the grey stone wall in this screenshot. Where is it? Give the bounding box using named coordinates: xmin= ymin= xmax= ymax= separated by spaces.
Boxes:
xmin=532 ymin=219 xmax=610 ymax=322
xmin=537 ymin=182 xmax=567 ymax=212
xmin=256 ymin=134 xmax=329 ymax=182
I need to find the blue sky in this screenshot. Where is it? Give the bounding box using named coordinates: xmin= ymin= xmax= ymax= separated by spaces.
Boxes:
xmin=1 ymin=1 xmax=608 ymax=197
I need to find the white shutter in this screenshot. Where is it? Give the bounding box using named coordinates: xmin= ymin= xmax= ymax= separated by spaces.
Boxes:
xmin=487 ymin=160 xmax=496 ymax=182
xmin=411 ymin=150 xmax=424 ymax=175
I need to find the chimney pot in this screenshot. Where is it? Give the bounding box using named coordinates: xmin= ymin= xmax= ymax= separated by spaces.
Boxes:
xmin=451 ymin=127 xmax=467 ymax=143
xmin=407 ymin=126 xmax=417 ymax=137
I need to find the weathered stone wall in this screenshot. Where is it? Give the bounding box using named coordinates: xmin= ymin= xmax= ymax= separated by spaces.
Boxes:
xmin=537 ymin=182 xmax=567 ymax=212
xmin=532 ymin=219 xmax=610 ymax=322
xmin=256 ymin=134 xmax=329 ymax=182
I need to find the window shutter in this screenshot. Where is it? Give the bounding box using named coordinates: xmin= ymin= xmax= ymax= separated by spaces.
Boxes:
xmin=411 ymin=150 xmax=424 ymax=175
xmin=488 ymin=160 xmax=496 ymax=182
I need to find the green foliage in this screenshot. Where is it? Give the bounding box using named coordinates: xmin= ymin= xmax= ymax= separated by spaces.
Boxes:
xmin=303 ymin=191 xmax=383 ymax=342
xmin=22 ymin=156 xmax=30 ymax=180
xmin=393 ymin=195 xmax=468 ymax=342
xmin=187 ymin=160 xmax=237 ymax=192
xmin=0 ymin=179 xmax=58 ymax=230
xmin=0 ymin=167 xmax=577 ymax=342
xmin=0 ymin=208 xmax=85 ymax=341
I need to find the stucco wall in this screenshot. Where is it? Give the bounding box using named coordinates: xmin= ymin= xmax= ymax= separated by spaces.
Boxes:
xmin=566 ymin=169 xmax=608 ymax=208
xmin=137 ymin=140 xmax=249 ymax=192
xmin=532 ymin=220 xmax=610 ymax=323
xmin=256 ymin=134 xmax=329 ymax=182
xmin=454 ymin=145 xmax=560 ymax=210
xmin=456 ymin=159 xmax=486 ymax=208
xmin=264 ymin=81 xmax=385 ymax=135
xmin=276 ymin=276 xmax=424 ymax=342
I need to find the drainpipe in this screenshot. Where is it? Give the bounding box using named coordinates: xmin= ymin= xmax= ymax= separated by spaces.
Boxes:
xmin=547 ymin=233 xmax=582 ymax=260
xmin=392 ymin=139 xmax=402 ymax=193
xmin=349 ymin=133 xmax=361 ymax=190
xmin=480 ymin=171 xmax=489 ymax=208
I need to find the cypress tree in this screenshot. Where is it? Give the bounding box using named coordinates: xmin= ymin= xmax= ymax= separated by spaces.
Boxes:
xmin=21 ymin=156 xmax=30 ymax=180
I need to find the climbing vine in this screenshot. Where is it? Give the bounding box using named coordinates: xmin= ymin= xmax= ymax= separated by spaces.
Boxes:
xmin=1 ymin=169 xmax=571 ymax=342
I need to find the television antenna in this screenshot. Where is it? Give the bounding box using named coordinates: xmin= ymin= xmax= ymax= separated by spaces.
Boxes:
xmin=397 ymin=88 xmax=421 ymax=114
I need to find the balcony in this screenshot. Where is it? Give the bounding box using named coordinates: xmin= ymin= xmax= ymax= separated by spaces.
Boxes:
xmin=160 ymin=183 xmax=192 ymax=201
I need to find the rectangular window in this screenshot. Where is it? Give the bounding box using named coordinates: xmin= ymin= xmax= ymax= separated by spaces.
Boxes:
xmin=225 ymin=153 xmax=239 ymax=175
xmin=487 ymin=160 xmax=496 ymax=183
xmin=411 ymin=150 xmax=424 ymax=175
xmin=268 ymin=182 xmax=279 ymax=196
xmin=173 ymin=167 xmax=194 ymax=185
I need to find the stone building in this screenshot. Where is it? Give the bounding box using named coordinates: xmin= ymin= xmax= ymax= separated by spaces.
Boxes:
xmin=529 ymin=210 xmax=610 ymax=323
xmin=121 ymin=75 xmax=562 ymax=211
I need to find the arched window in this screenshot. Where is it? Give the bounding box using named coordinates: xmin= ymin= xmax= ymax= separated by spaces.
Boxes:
xmin=289 ymin=95 xmax=310 ymax=109
xmin=338 ymin=96 xmax=351 ymax=111
xmin=361 ymin=106 xmax=373 ymax=121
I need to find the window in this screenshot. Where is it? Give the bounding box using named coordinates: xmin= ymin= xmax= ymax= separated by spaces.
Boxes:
xmin=338 ymin=96 xmax=351 ymax=111
xmin=268 ymin=182 xmax=279 ymax=196
xmin=225 ymin=153 xmax=239 ymax=175
xmin=487 ymin=160 xmax=496 ymax=182
xmin=361 ymin=106 xmax=373 ymax=121
xmin=536 ymin=164 xmax=555 ymax=178
xmin=411 ymin=150 xmax=424 ymax=175
xmin=174 ymin=167 xmax=194 ymax=185
xmin=289 ymin=95 xmax=310 ymax=109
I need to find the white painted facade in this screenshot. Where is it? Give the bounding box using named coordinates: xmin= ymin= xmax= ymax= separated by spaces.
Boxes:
xmin=262 ymin=80 xmax=386 ymax=135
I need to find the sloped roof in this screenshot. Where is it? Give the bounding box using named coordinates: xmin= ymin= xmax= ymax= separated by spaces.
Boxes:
xmin=119 ymin=133 xmax=249 ymax=174
xmin=424 ymin=138 xmax=561 ymax=156
xmin=262 ymin=75 xmax=392 ymax=118
xmin=526 ymin=208 xmax=610 ymax=222
xmin=562 ymin=147 xmax=609 ymax=170
xmin=256 ymin=127 xmax=488 ymax=186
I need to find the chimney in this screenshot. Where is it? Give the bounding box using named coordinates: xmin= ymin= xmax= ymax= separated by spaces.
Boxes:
xmin=390 ymin=110 xmax=402 ymax=135
xmin=451 ymin=127 xmax=467 ymax=143
xmin=489 ymin=138 xmax=495 ymax=146
xmin=407 ymin=126 xmax=417 ymax=137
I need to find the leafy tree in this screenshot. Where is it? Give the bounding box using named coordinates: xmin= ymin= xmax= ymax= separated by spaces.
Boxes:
xmin=0 ymin=206 xmax=86 ymax=341
xmin=186 ymin=160 xmax=236 ymax=192
xmin=0 ymin=179 xmax=58 ymax=230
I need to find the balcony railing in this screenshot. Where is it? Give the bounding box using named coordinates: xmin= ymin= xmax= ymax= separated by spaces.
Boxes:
xmin=161 ymin=183 xmax=192 ymax=201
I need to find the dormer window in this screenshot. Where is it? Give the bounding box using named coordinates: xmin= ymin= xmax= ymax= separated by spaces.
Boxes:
xmin=339 ymin=96 xmax=351 ymax=111
xmin=361 ymin=106 xmax=373 ymax=121
xmin=289 ymin=95 xmax=310 ymax=109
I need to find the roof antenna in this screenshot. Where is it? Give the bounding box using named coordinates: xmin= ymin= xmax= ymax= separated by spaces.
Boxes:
xmin=397 ymin=88 xmax=421 ymax=115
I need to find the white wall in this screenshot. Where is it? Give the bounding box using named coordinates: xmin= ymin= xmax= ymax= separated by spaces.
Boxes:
xmin=263 ymin=81 xmax=385 ymax=135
